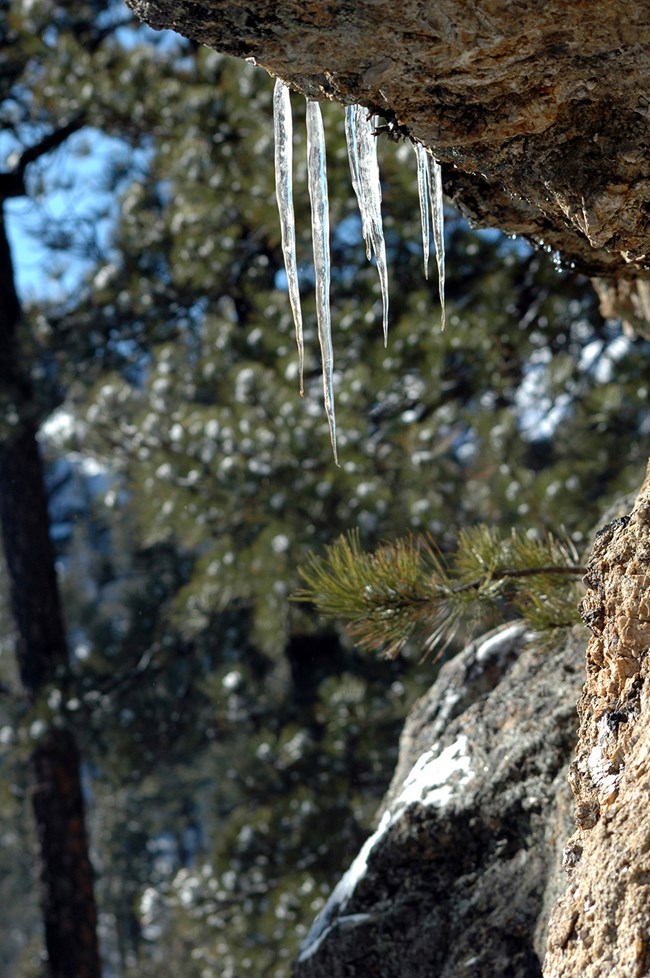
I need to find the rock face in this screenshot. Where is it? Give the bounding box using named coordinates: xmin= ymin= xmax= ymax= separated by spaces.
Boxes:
xmin=545 ymin=464 xmax=650 ymax=978
xmin=294 ymin=622 xmax=584 ymax=978
xmin=126 ymin=0 xmax=650 ymax=290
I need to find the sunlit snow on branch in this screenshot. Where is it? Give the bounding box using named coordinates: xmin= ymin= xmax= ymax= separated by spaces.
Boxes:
xmin=272 ymin=81 xmax=447 ymax=460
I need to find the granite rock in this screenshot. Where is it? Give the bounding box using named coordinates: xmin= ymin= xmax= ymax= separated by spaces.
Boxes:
xmin=294 ymin=622 xmax=584 ymax=978
xmin=125 ymin=0 xmax=650 ymax=291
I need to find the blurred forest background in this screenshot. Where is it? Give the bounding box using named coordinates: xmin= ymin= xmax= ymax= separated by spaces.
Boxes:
xmin=1 ymin=2 xmax=649 ymax=977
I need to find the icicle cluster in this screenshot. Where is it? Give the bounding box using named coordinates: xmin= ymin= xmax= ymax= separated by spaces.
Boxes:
xmin=272 ymin=79 xmax=446 ymax=461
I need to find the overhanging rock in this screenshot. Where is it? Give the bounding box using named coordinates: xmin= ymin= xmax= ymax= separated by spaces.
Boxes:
xmin=126 ymin=0 xmax=650 ymax=289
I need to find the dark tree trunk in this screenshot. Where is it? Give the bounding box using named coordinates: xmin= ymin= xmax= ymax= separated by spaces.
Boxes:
xmin=0 ymin=209 xmax=102 ymax=978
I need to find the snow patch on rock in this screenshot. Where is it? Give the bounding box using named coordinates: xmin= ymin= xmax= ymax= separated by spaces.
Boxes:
xmin=298 ymin=734 xmax=474 ymax=962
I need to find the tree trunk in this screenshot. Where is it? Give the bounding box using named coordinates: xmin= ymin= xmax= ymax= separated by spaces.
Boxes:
xmin=0 ymin=210 xmax=102 ymax=978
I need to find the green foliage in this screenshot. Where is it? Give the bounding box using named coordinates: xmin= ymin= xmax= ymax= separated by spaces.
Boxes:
xmin=297 ymin=526 xmax=585 ymax=657
xmin=3 ymin=5 xmax=650 ymax=977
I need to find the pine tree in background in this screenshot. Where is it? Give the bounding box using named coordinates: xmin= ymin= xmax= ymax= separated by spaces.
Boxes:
xmin=2 ymin=6 xmax=650 ymax=977
xmin=0 ymin=2 xmax=191 ymax=974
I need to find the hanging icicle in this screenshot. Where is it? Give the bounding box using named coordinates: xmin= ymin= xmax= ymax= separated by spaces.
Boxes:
xmin=414 ymin=142 xmax=430 ymax=280
xmin=345 ymin=105 xmax=389 ymax=345
xmin=270 ymin=79 xmax=448 ymax=461
xmin=428 ymin=155 xmax=446 ymax=331
xmin=414 ymin=142 xmax=446 ymax=330
xmin=273 ymin=79 xmax=305 ymax=394
xmin=306 ymin=99 xmax=339 ymax=464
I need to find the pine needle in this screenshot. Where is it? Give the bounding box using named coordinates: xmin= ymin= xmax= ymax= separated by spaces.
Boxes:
xmin=295 ymin=526 xmax=586 ymax=659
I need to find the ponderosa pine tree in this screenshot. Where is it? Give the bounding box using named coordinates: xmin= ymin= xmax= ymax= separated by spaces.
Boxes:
xmin=0 ymin=122 xmax=102 ymax=978
xmin=4 ymin=6 xmax=650 ymax=977
xmin=0 ymin=2 xmax=193 ymax=974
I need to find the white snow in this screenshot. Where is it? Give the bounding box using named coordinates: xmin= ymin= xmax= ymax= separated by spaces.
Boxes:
xmin=393 ymin=734 xmax=474 ymax=811
xmin=584 ymin=716 xmax=623 ymax=803
xmin=297 ymin=812 xmax=390 ymax=962
xmin=297 ymin=734 xmax=474 ymax=962
xmin=473 ymin=621 xmax=529 ymax=665
xmin=345 ymin=105 xmax=389 ymax=344
xmin=270 ymin=533 xmax=289 ymax=553
xmin=273 ymin=79 xmax=305 ymax=394
xmin=297 ymin=911 xmax=375 ymax=963
xmin=39 ymin=407 xmax=77 ymax=445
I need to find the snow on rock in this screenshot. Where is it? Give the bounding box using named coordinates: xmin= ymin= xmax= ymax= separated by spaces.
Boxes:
xmin=394 ymin=734 xmax=473 ymax=810
xmin=473 ymin=620 xmax=530 ymax=665
xmin=295 ymin=621 xmax=582 ymax=978
xmin=298 ymin=734 xmax=474 ymax=962
xmin=300 ymin=626 xmax=531 ymax=963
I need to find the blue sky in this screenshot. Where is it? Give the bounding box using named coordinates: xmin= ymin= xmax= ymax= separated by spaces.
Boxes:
xmin=4 ymin=128 xmax=137 ymax=302
xmin=2 ymin=16 xmax=176 ymax=304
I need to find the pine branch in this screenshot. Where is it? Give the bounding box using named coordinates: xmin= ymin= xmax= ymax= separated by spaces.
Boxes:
xmin=295 ymin=526 xmax=586 ymax=659
xmin=0 ymin=115 xmax=86 ymax=201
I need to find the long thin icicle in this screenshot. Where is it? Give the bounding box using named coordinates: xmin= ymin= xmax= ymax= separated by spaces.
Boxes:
xmin=306 ymin=99 xmax=338 ymax=464
xmin=345 ymin=105 xmax=389 ymax=345
xmin=273 ymin=79 xmax=305 ymax=394
xmin=427 ymin=155 xmax=446 ymax=331
xmin=345 ymin=106 xmax=370 ymax=259
xmin=415 ymin=143 xmax=430 ymax=279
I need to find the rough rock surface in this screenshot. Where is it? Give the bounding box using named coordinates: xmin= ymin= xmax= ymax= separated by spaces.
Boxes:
xmin=544 ymin=463 xmax=650 ymax=978
xmin=126 ymin=0 xmax=650 ymax=290
xmin=293 ymin=622 xmax=584 ymax=978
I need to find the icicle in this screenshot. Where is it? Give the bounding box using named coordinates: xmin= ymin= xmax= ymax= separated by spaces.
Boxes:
xmin=345 ymin=106 xmax=371 ymax=259
xmin=345 ymin=105 xmax=389 ymax=345
xmin=273 ymin=79 xmax=305 ymax=394
xmin=415 ymin=143 xmax=430 ymax=280
xmin=306 ymin=99 xmax=338 ymax=464
xmin=427 ymin=155 xmax=446 ymax=331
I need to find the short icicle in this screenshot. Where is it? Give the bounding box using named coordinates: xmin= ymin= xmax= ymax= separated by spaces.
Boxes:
xmin=427 ymin=155 xmax=446 ymax=331
xmin=273 ymin=78 xmax=305 ymax=394
xmin=345 ymin=105 xmax=389 ymax=345
xmin=306 ymin=98 xmax=338 ymax=464
xmin=415 ymin=142 xmax=430 ymax=280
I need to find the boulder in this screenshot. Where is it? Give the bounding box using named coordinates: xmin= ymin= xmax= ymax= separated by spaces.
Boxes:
xmin=294 ymin=621 xmax=584 ymax=978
